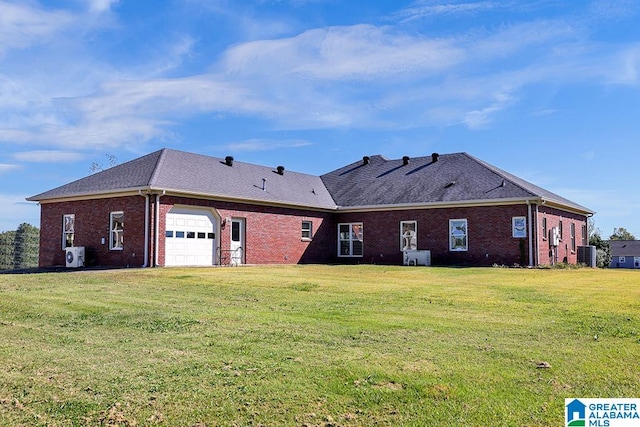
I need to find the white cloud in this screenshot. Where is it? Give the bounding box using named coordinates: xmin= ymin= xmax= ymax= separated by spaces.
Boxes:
xmin=1 ymin=3 xmax=639 ymax=152
xmin=394 ymin=1 xmax=501 ymax=22
xmin=0 ymin=1 xmax=74 ymax=55
xmin=86 ymin=0 xmax=120 ymax=13
xmin=0 ymin=163 xmax=20 ymax=173
xmin=221 ymin=139 xmax=313 ymax=152
xmin=0 ymin=194 xmax=40 ymax=232
xmin=13 ymin=150 xmax=85 ymax=163
xmin=222 ymin=25 xmax=465 ymax=81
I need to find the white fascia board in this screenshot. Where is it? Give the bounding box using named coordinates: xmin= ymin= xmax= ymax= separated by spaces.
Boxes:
xmin=150 ymin=188 xmax=338 ymax=212
xmin=31 ymin=187 xmax=151 ymax=203
xmin=335 ymin=197 xmax=543 ymax=213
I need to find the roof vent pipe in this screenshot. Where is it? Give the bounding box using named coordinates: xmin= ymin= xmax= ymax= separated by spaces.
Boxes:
xmin=431 ymin=152 xmax=439 ymax=162
xmin=363 ymin=156 xmax=370 ymax=165
xmin=277 ymin=166 xmax=285 ymax=175
xmin=262 ymin=178 xmax=266 ymax=191
xmin=225 ymin=156 xmax=234 ymax=166
xmin=402 ymin=156 xmax=410 ymax=166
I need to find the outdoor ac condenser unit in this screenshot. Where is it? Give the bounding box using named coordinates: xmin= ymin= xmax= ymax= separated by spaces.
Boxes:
xmin=65 ymin=246 xmax=85 ymax=268
xmin=577 ymin=245 xmax=597 ymax=267
xmin=403 ymin=250 xmax=431 ymax=266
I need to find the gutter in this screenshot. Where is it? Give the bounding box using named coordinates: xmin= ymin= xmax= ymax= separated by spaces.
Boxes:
xmin=138 ymin=190 xmax=150 ymax=268
xmin=527 ymin=200 xmax=533 ymax=267
xmin=154 ymin=190 xmax=165 ymax=267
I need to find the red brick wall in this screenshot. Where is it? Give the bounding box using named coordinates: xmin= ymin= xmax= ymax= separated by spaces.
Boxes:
xmin=336 ymin=204 xmax=533 ymax=266
xmin=157 ymin=196 xmax=335 ymax=266
xmin=37 ymin=195 xmax=588 ymax=268
xmin=38 ymin=195 xmax=148 ymax=268
xmin=535 ymin=206 xmax=588 ymax=265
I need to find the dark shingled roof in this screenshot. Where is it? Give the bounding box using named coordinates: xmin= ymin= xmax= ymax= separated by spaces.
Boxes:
xmin=28 ymin=149 xmax=593 ymax=214
xmin=609 ymin=240 xmax=640 ymax=257
xmin=320 ymin=152 xmax=593 ymax=213
xmin=28 ymin=149 xmax=337 ymax=210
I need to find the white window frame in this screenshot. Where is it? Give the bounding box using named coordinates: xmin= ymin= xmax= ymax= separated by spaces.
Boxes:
xmin=63 ymin=214 xmax=75 ymax=249
xmin=570 ymin=222 xmax=576 ymax=252
xmin=110 ymin=211 xmax=124 ymax=250
xmin=449 ymin=219 xmax=468 ymax=252
xmin=301 ymin=220 xmax=313 ymax=241
xmin=338 ymin=223 xmax=363 ymax=257
xmin=619 ymin=256 xmax=626 ymax=264
xmin=400 ymin=220 xmax=417 ymax=251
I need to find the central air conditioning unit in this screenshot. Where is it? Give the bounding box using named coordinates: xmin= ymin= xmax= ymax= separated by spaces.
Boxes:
xmin=65 ymin=246 xmax=85 ymax=268
xmin=403 ymin=250 xmax=431 ymax=266
xmin=577 ymin=245 xmax=597 ymax=267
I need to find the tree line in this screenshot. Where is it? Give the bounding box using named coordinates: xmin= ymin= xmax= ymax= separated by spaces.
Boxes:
xmin=0 ymin=223 xmax=39 ymax=270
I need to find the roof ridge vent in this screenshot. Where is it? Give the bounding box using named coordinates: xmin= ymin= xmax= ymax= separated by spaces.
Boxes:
xmin=276 ymin=165 xmax=285 ymax=175
xmin=363 ymin=156 xmax=371 ymax=165
xmin=402 ymin=156 xmax=410 ymax=166
xmin=225 ymin=156 xmax=234 ymax=166
xmin=431 ymin=153 xmax=439 ymax=162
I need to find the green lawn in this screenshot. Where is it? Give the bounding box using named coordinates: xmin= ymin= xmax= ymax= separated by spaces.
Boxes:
xmin=0 ymin=265 xmax=638 ymax=426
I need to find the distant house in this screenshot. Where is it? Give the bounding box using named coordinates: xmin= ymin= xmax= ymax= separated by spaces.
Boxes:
xmin=27 ymin=149 xmax=594 ymax=268
xmin=609 ymin=240 xmax=640 ymax=269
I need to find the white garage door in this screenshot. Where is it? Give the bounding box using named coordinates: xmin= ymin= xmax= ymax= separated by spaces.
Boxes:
xmin=165 ymin=208 xmax=216 ymax=266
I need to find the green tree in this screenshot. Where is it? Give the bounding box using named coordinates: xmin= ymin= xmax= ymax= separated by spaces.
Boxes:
xmin=0 ymin=230 xmax=16 ymax=270
xmin=13 ymin=223 xmax=39 ymax=269
xmin=589 ymin=230 xmax=612 ymax=268
xmin=609 ymin=227 xmax=636 ymax=241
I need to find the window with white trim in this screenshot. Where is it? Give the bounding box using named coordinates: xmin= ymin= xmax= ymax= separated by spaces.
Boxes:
xmin=338 ymin=223 xmax=363 ymax=257
xmin=570 ymin=223 xmax=576 ymax=252
xmin=63 ymin=214 xmax=75 ymax=249
xmin=302 ymin=220 xmax=313 ymax=240
xmin=400 ymin=221 xmax=417 ymax=251
xmin=110 ymin=211 xmax=124 ymax=250
xmin=449 ymin=219 xmax=468 ymax=251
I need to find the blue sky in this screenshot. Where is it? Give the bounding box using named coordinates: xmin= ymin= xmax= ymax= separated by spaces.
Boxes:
xmin=1 ymin=0 xmax=639 ymax=237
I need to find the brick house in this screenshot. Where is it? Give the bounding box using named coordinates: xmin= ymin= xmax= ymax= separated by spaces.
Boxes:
xmin=27 ymin=149 xmax=593 ymax=268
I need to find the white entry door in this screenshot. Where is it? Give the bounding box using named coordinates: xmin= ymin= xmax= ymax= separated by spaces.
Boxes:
xmin=230 ymin=218 xmax=244 ymax=265
xmin=165 ymin=208 xmax=216 ymax=266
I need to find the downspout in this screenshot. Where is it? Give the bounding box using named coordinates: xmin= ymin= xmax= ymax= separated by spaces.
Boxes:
xmin=138 ymin=190 xmax=150 ymax=268
xmin=534 ymin=203 xmax=540 ymax=266
xmin=527 ymin=200 xmax=534 ymax=267
xmin=154 ymin=190 xmax=165 ymax=267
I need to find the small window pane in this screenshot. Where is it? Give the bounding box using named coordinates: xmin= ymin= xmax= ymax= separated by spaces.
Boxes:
xmin=449 ymin=219 xmax=468 ymax=251
xmin=231 ymin=221 xmax=240 ymax=242
xmin=166 ymin=231 xmax=174 ymax=238
xmin=110 ymin=212 xmax=124 ymax=250
xmin=207 ymin=233 xmax=215 ymax=239
xmin=401 ymin=221 xmax=417 ymax=251
xmin=187 ymin=232 xmax=195 ymax=239
xmin=63 ymin=214 xmax=75 ymax=249
xmin=176 ymin=231 xmax=185 ymax=238
xmin=197 ymin=232 xmax=206 ymax=239
xmin=302 ymin=221 xmax=313 ymax=239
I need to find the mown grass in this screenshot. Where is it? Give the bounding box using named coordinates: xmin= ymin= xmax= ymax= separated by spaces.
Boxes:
xmin=0 ymin=265 xmax=638 ymax=426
